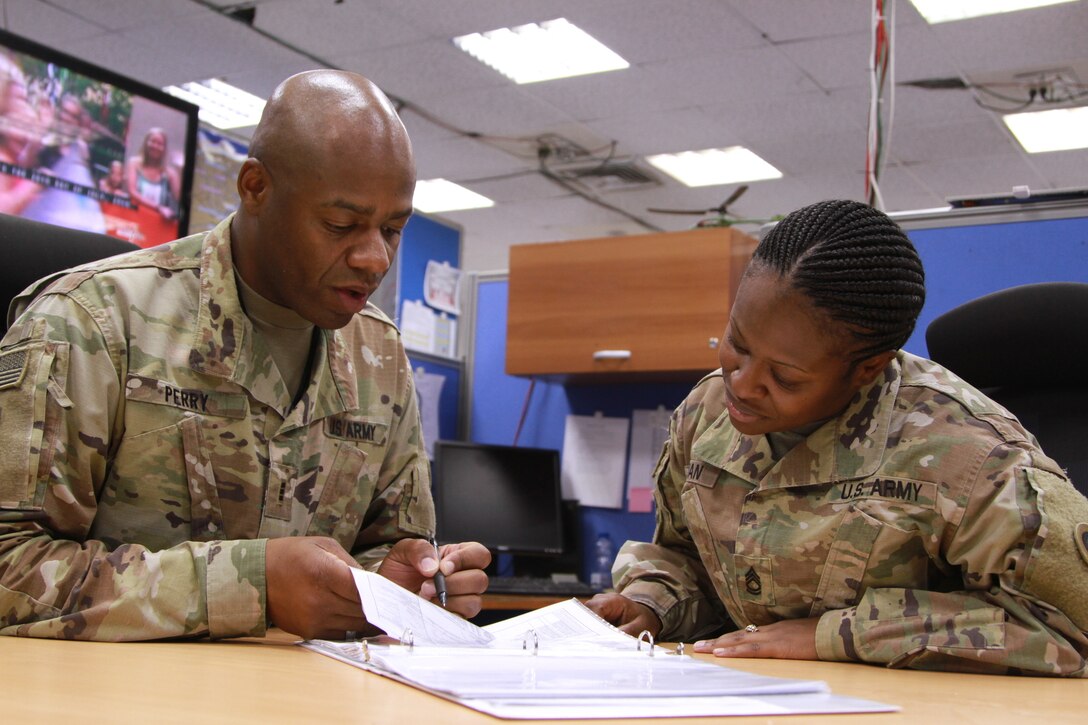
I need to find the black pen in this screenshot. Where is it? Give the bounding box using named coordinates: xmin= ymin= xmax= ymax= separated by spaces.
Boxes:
xmin=428 ymin=535 xmax=448 ymax=607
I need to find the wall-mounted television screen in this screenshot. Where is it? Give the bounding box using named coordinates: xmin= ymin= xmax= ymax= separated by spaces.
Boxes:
xmin=0 ymin=27 xmax=198 ymax=248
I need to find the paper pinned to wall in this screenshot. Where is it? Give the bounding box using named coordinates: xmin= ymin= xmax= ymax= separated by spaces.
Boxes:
xmin=625 ymin=406 xmax=672 ymax=513
xmin=413 ymin=367 xmax=445 ymax=459
xmin=560 ymin=413 xmax=630 ymax=509
xmin=423 ymin=260 xmax=462 ymax=315
xmin=401 ymin=299 xmax=436 ymax=354
xmin=433 ymin=313 xmax=457 ymax=358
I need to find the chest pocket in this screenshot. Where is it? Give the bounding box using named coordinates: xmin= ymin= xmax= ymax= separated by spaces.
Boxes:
xmin=679 ymin=462 xmax=752 ymax=617
xmin=306 ymin=441 xmax=373 ymax=550
xmin=96 ymin=413 xmax=232 ymax=548
xmin=92 ymin=377 xmax=249 ymax=549
xmin=810 ymin=504 xmax=929 ymax=616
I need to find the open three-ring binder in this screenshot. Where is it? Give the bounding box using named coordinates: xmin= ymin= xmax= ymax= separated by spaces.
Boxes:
xmin=300 ymin=570 xmax=896 ymax=719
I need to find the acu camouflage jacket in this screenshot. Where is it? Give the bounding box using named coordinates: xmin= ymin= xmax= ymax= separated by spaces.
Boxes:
xmin=0 ymin=216 xmax=433 ymax=640
xmin=615 ymin=352 xmax=1088 ymax=676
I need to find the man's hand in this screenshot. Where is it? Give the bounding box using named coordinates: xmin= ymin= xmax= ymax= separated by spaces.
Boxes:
xmin=584 ymin=592 xmax=662 ymax=637
xmin=378 ymin=538 xmax=491 ymax=620
xmin=265 ymin=536 xmax=368 ymax=640
xmin=692 ymin=617 xmax=820 ymax=660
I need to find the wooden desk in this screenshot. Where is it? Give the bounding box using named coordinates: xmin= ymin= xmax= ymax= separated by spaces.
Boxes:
xmin=481 ymin=592 xmax=575 ymax=611
xmin=3 ymin=631 xmax=1085 ymax=724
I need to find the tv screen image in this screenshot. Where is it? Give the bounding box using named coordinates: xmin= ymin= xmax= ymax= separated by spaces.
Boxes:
xmin=0 ymin=28 xmax=198 ymax=247
xmin=432 ymin=441 xmax=565 ymax=556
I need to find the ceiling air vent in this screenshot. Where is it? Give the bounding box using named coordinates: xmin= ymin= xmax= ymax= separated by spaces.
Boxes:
xmin=553 ymin=158 xmax=661 ymax=193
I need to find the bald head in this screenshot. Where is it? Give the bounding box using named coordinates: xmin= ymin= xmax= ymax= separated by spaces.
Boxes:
xmin=248 ymin=70 xmax=412 ymax=183
xmin=230 ymin=70 xmax=416 ymax=327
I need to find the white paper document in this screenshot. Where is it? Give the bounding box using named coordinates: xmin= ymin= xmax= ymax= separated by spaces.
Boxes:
xmin=422 ymin=259 xmax=462 ymax=315
xmin=412 ymin=368 xmax=445 ymax=460
xmin=400 ymin=299 xmax=437 ymax=354
xmin=350 ymin=568 xmax=492 ymax=647
xmin=625 ymin=407 xmax=672 ymax=513
xmin=301 ymin=570 xmax=898 ymax=718
xmin=560 ymin=413 xmax=630 ymax=509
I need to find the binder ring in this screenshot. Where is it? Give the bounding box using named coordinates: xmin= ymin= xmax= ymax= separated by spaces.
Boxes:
xmin=674 ymin=642 xmax=685 ymax=656
xmin=522 ymin=628 xmax=539 ymax=655
xmin=637 ymin=630 xmax=655 ymax=657
xmin=402 ymin=627 xmax=415 ymax=650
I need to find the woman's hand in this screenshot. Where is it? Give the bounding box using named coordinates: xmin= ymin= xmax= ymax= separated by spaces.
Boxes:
xmin=692 ymin=617 xmax=820 ymax=660
xmin=584 ymin=592 xmax=662 ymax=637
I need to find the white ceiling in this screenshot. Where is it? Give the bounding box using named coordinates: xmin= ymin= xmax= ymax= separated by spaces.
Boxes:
xmin=8 ymin=0 xmax=1087 ymax=271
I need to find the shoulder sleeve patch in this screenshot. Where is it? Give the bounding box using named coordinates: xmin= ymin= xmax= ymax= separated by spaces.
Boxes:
xmin=0 ymin=348 xmax=28 ymax=389
xmin=1076 ymin=522 xmax=1088 ymax=567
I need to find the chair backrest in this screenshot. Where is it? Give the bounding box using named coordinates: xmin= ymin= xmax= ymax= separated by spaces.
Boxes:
xmin=0 ymin=213 xmax=138 ymax=337
xmin=926 ymin=282 xmax=1088 ymax=496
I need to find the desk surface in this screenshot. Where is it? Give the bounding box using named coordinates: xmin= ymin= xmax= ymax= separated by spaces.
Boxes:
xmin=3 ymin=631 xmax=1085 ymax=724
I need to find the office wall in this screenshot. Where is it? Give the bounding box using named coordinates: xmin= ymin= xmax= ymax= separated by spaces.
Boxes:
xmin=467 ymin=212 xmax=1088 ymax=578
xmin=400 ymin=213 xmax=463 ymax=445
xmin=904 ymin=215 xmax=1088 ymax=355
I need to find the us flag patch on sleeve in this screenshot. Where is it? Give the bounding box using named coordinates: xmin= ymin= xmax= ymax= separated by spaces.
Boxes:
xmin=0 ymin=349 xmax=28 ymax=389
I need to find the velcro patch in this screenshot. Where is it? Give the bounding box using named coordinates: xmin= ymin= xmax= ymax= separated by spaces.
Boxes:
xmin=686 ymin=460 xmax=720 ymax=488
xmin=1076 ymin=523 xmax=1088 ymax=567
xmin=836 ymin=477 xmax=937 ymax=508
xmin=325 ymin=414 xmax=387 ymax=444
xmin=0 ymin=349 xmax=28 ymax=389
xmin=125 ymin=375 xmax=248 ymax=418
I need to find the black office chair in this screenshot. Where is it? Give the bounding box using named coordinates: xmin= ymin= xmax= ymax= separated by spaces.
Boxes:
xmin=0 ymin=213 xmax=138 ymax=337
xmin=926 ymin=282 xmax=1088 ymax=496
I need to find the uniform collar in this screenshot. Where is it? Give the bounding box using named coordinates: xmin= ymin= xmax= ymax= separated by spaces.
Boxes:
xmin=187 ymin=216 xmax=356 ymax=422
xmin=693 ymin=354 xmax=902 ymax=487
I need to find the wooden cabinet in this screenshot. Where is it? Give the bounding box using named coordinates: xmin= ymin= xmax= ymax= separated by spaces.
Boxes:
xmin=506 ymin=226 xmax=757 ymax=380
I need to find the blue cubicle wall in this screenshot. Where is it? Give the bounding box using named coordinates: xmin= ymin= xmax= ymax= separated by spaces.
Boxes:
xmin=904 ymin=215 xmax=1088 ymax=355
xmin=399 ymin=213 xmax=463 ymax=445
xmin=468 ymin=212 xmax=1088 ymax=578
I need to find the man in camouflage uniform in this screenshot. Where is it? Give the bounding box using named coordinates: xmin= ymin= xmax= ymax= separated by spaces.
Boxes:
xmin=0 ymin=70 xmax=489 ymax=641
xmin=588 ymin=199 xmax=1088 ymax=676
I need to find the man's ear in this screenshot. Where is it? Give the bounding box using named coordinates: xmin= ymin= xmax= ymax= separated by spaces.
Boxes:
xmin=236 ymin=158 xmax=269 ymax=212
xmin=851 ymin=350 xmax=896 ymax=387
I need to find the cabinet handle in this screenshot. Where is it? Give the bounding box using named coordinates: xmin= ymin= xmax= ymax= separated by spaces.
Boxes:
xmin=593 ymin=349 xmax=632 ymax=360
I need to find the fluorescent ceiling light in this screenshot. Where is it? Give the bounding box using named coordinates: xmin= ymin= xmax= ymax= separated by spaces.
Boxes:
xmin=454 ymin=18 xmax=628 ymax=84
xmin=1003 ymin=106 xmax=1088 ymax=152
xmin=645 ymin=146 xmax=783 ymax=187
xmin=414 ymin=179 xmax=495 ymax=213
xmin=163 ymin=78 xmax=266 ymax=130
xmin=909 ymin=0 xmax=1077 ymax=24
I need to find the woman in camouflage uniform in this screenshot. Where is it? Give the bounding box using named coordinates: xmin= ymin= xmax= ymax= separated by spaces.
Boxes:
xmin=587 ymin=199 xmax=1088 ymax=676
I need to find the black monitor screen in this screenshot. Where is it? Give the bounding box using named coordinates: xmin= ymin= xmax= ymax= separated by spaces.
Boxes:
xmin=432 ymin=441 xmax=564 ymax=555
xmin=0 ymin=27 xmax=198 ymax=248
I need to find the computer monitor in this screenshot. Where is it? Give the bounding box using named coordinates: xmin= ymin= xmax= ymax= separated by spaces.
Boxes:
xmin=432 ymin=440 xmax=564 ymax=556
xmin=0 ymin=27 xmax=199 ymax=248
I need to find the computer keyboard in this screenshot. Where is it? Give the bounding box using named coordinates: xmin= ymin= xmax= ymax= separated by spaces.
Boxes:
xmin=486 ymin=575 xmax=598 ymax=597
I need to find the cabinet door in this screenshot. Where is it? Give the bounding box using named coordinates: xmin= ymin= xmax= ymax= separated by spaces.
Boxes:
xmin=506 ymin=227 xmax=756 ymax=379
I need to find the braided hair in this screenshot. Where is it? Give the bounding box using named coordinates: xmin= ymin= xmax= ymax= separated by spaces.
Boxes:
xmin=751 ymin=199 xmax=925 ymax=361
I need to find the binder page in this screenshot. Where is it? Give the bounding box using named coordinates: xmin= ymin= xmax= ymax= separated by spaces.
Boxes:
xmin=351 ymin=568 xmax=494 ymax=647
xmin=359 ymin=647 xmax=830 ymax=700
xmin=467 ymin=691 xmax=898 ymax=719
xmin=483 ymin=597 xmax=667 ymax=653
